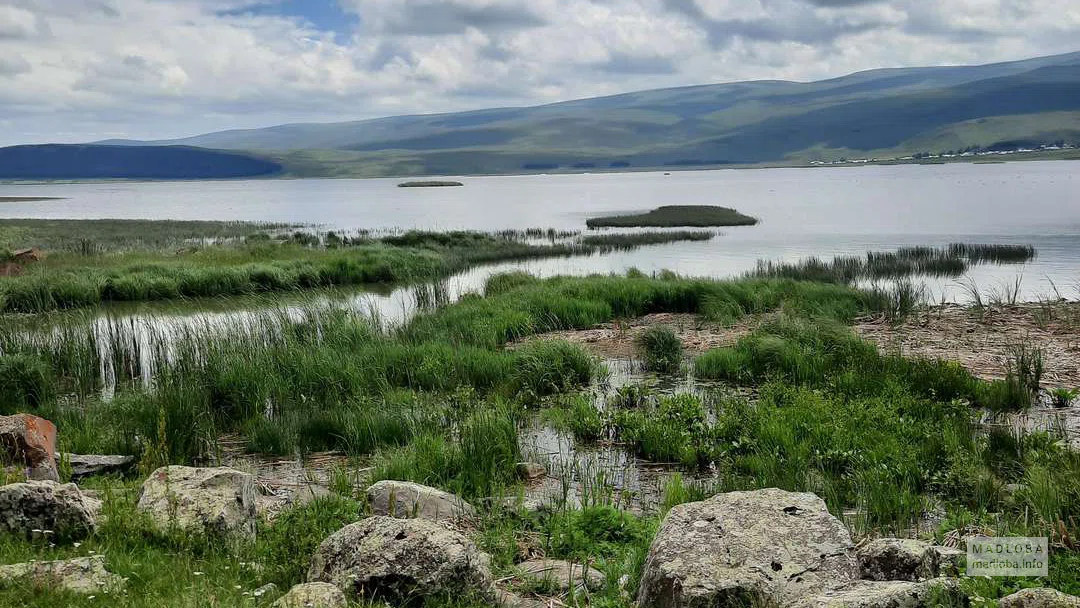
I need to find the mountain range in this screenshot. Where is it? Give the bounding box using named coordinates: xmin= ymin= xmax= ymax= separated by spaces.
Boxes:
xmin=5 ymin=51 xmax=1080 ymax=179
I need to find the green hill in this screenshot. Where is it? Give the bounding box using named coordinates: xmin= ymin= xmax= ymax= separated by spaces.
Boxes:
xmin=25 ymin=50 xmax=1080 ymax=178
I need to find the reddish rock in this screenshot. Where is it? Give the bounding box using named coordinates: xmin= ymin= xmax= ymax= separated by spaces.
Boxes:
xmin=0 ymin=414 xmax=59 ymax=481
xmin=12 ymin=248 xmax=45 ymax=263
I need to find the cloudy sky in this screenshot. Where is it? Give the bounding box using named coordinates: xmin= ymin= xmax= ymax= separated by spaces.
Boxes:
xmin=1 ymin=0 xmax=1078 ymax=145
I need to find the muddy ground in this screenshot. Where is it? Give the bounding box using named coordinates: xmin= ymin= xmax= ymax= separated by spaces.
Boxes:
xmin=516 ymin=304 xmax=1080 ymax=390
xmin=854 ymin=303 xmax=1080 ymax=389
xmin=511 ymin=312 xmax=763 ymax=360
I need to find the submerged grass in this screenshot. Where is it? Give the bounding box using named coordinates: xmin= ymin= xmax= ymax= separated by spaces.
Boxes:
xmin=750 ymin=242 xmax=1037 ymax=284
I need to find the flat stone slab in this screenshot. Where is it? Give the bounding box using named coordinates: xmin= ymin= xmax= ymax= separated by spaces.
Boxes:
xmin=516 ymin=559 xmax=605 ymax=592
xmin=64 ymin=454 xmax=136 ymax=480
xmin=0 ymin=556 xmax=125 ymax=593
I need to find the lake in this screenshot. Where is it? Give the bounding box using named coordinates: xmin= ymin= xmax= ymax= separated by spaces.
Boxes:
xmin=2 ymin=161 xmax=1079 ymax=301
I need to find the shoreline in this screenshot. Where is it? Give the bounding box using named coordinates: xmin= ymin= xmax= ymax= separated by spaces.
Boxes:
xmin=1 ymin=148 xmax=1077 ymax=186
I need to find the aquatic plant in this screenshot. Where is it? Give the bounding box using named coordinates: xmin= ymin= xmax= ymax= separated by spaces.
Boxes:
xmin=635 ymin=324 xmax=683 ymax=373
xmin=1050 ymin=387 xmax=1078 ymax=408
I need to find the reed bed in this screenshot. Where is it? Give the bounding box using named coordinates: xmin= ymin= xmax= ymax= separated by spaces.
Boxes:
xmin=750 ymin=242 xmax=1037 ymax=284
xmin=0 ymin=228 xmax=721 ymax=314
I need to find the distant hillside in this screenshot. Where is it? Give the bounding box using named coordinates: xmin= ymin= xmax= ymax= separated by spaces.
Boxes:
xmin=8 ymin=51 xmax=1080 ymax=179
xmin=0 ymin=145 xmax=281 ymax=180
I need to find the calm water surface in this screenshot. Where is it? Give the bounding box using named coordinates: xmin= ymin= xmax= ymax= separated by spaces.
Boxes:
xmin=2 ymin=162 xmax=1079 ymax=301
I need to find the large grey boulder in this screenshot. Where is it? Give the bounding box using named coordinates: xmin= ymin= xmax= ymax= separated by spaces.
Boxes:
xmin=308 ymin=516 xmax=495 ymax=603
xmin=0 ymin=556 xmax=125 ymax=593
xmin=999 ymin=588 xmax=1080 ymax=608
xmin=794 ymin=579 xmax=962 ymax=608
xmin=272 ymin=582 xmax=347 ymax=608
xmin=366 ymin=480 xmax=476 ymax=522
xmin=0 ymin=480 xmax=101 ymax=542
xmin=516 ymin=559 xmax=605 ymax=593
xmin=136 ymin=466 xmax=256 ymax=537
xmin=637 ymin=488 xmax=858 ymax=608
xmin=857 ymin=539 xmax=965 ymax=582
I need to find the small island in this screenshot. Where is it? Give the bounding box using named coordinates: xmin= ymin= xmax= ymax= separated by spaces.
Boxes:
xmin=0 ymin=196 xmax=65 ymax=203
xmin=586 ymin=205 xmax=758 ymax=228
xmin=397 ymin=181 xmax=464 ymax=188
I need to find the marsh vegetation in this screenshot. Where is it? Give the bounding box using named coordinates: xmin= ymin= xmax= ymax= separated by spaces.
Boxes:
xmin=585 ymin=205 xmax=759 ymax=228
xmin=397 ymin=180 xmax=464 ymax=187
xmin=0 ymin=218 xmax=1077 ymax=607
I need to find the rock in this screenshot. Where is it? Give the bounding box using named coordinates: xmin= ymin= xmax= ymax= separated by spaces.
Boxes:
xmin=0 ymin=414 xmax=59 ymax=481
xmin=920 ymin=545 xmax=965 ymax=578
xmin=256 ymin=483 xmax=333 ymax=522
xmin=0 ymin=556 xmax=125 ymax=593
xmin=857 ymin=538 xmax=931 ymax=581
xmin=271 ymin=582 xmax=347 ymax=608
xmin=64 ymin=454 xmax=136 ymax=480
xmin=637 ymin=488 xmax=858 ymax=608
xmin=516 ymin=559 xmax=605 ymax=592
xmin=0 ymin=480 xmax=100 ymax=541
xmin=1000 ymin=588 xmax=1080 ymax=608
xmin=857 ymin=539 xmax=965 ymax=581
xmin=253 ymin=582 xmax=278 ymax=598
xmin=500 ymin=476 xmax=580 ymax=514
xmin=794 ymin=578 xmax=962 ymax=608
xmin=366 ymin=480 xmax=476 ymax=522
xmin=516 ymin=462 xmax=547 ymax=481
xmin=308 ymin=516 xmax=495 ymax=603
xmin=137 ymin=466 xmax=257 ymax=537
xmin=497 ymin=589 xmax=550 ymax=608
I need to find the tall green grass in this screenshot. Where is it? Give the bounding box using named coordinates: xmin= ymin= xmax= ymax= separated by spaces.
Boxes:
xmin=693 ymin=314 xmax=1031 ymax=411
xmin=635 ymin=325 xmax=683 ymax=373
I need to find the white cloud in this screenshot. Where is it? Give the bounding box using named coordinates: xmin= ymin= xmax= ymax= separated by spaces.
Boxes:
xmin=0 ymin=0 xmax=1077 ymax=144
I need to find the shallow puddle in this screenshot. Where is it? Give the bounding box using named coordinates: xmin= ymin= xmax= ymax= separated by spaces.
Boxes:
xmin=517 ymin=359 xmax=724 ymax=514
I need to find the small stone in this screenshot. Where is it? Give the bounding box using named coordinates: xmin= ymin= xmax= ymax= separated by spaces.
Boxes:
xmin=256 ymin=484 xmax=333 ymax=522
xmin=253 ymin=583 xmax=278 ymax=598
xmin=271 ymin=582 xmax=346 ymax=608
xmin=999 ymin=588 xmax=1080 ymax=608
xmin=1 ymin=414 xmax=59 ymax=481
xmin=858 ymin=538 xmax=965 ymax=581
xmin=0 ymin=556 xmax=125 ymax=594
xmin=515 ymin=559 xmax=605 ymax=592
xmin=857 ymin=538 xmax=933 ymax=581
xmin=365 ymin=480 xmax=475 ymax=523
xmin=515 ymin=462 xmax=546 ymax=481
xmin=497 ymin=589 xmax=548 ymax=608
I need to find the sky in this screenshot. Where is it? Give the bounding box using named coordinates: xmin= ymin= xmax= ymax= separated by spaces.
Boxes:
xmin=1 ymin=0 xmax=1078 ymax=145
